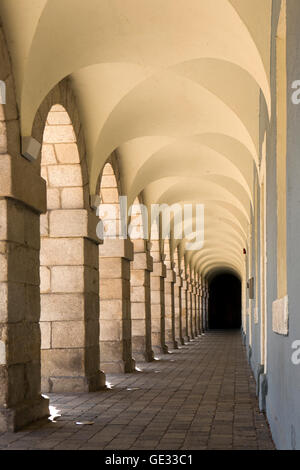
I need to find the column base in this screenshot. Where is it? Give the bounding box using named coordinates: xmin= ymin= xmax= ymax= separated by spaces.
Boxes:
xmin=166 ymin=340 xmax=179 ymax=350
xmin=184 ymin=335 xmax=190 ymax=343
xmin=259 ymin=373 xmax=268 ymax=412
xmin=132 ymin=338 xmax=154 ymax=363
xmin=102 ymin=362 xmax=124 ymax=374
xmin=42 ymin=370 xmax=106 ymax=393
xmin=127 ymin=358 xmax=136 ymax=373
xmin=0 ymin=395 xmax=50 ymax=432
xmin=152 ymin=345 xmax=167 ymax=356
xmin=132 ymin=350 xmax=154 ymax=363
xmin=145 ymin=350 xmax=155 ymax=362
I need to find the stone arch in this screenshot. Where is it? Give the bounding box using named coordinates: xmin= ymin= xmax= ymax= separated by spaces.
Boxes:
xmin=37 ymin=83 xmax=104 ymax=393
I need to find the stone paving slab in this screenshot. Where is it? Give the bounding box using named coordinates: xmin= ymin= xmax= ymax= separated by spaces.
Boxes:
xmin=0 ymin=330 xmax=275 ymax=450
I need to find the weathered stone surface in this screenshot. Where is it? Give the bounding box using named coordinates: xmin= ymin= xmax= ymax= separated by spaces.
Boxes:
xmin=47 ymin=164 xmax=82 ymax=187
xmin=41 ymin=238 xmax=85 ymax=266
xmin=40 ymin=293 xmax=85 ymax=321
xmin=51 ymin=266 xmax=85 ymax=293
xmin=43 ymin=125 xmax=76 ymax=144
xmin=51 ymin=321 xmax=85 ymax=348
xmin=61 ymin=187 xmax=84 ymax=209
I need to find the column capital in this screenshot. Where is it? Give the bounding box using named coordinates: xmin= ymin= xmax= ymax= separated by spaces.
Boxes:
xmin=99 ymin=238 xmax=134 ymax=260
xmin=175 ymin=273 xmax=183 ymax=288
xmin=0 ymin=153 xmax=46 ymax=213
xmin=166 ymin=268 xmax=176 ymax=283
xmin=132 ymin=251 xmax=153 ymax=271
xmin=182 ymin=279 xmax=188 ymax=290
xmin=152 ymin=260 xmax=167 ymax=278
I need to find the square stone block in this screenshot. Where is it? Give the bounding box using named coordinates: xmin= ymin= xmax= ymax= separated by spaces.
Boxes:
xmin=41 ymin=348 xmax=85 ymax=376
xmin=51 ymin=266 xmax=85 ymax=292
xmin=100 ymin=319 xmax=122 ymax=341
xmin=54 ymin=143 xmax=80 ymax=163
xmin=41 ymin=238 xmax=84 ymax=266
xmin=131 ymin=302 xmax=146 ymax=319
xmin=61 ymin=187 xmax=84 ymax=209
xmin=49 ymin=209 xmax=87 ymax=237
xmin=51 ymin=320 xmax=85 ymax=348
xmin=100 ymin=299 xmax=123 ymax=319
xmin=40 ymin=293 xmax=85 ymax=321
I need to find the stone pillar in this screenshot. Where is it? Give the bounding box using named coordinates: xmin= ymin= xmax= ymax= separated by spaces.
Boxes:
xmin=150 ymin=254 xmax=167 ymax=355
xmin=131 ymin=241 xmax=154 ymax=362
xmin=206 ymin=288 xmax=209 ymax=330
xmin=197 ymin=282 xmax=203 ymax=335
xmin=174 ymin=271 xmax=184 ymax=346
xmin=40 ymin=211 xmax=104 ymax=392
xmin=0 ymin=155 xmax=49 ymax=431
xmin=191 ymin=278 xmax=198 ymax=337
xmin=202 ymin=288 xmax=209 ymax=331
xmin=99 ymin=239 xmax=135 ymax=373
xmin=181 ymin=277 xmax=189 ymax=342
xmin=200 ymin=287 xmax=205 ymax=333
xmin=164 ymin=265 xmax=178 ymax=350
xmin=187 ymin=280 xmax=195 ymax=339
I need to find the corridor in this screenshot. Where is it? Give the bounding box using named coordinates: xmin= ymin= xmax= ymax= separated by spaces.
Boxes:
xmin=0 ymin=332 xmax=274 ymax=451
xmin=2 ymin=0 xmax=300 ymax=450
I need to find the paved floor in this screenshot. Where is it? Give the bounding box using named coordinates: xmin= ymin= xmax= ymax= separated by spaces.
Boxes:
xmin=0 ymin=330 xmax=275 ymax=450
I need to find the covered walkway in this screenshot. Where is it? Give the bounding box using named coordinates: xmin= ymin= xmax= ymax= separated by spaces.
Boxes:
xmin=0 ymin=332 xmax=274 ymax=450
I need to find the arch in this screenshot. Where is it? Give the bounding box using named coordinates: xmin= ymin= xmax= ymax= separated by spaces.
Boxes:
xmin=39 ymin=92 xmax=103 ymax=393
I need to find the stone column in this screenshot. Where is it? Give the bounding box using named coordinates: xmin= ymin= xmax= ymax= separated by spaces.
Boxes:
xmin=174 ymin=271 xmax=184 ymax=346
xmin=200 ymin=287 xmax=204 ymax=333
xmin=181 ymin=277 xmax=189 ymax=342
xmin=164 ymin=265 xmax=178 ymax=350
xmin=40 ymin=208 xmax=104 ymax=393
xmin=197 ymin=282 xmax=203 ymax=335
xmin=187 ymin=280 xmax=195 ymax=339
xmin=99 ymin=239 xmax=135 ymax=373
xmin=206 ymin=288 xmax=209 ymax=330
xmin=191 ymin=278 xmax=198 ymax=337
xmin=150 ymin=252 xmax=167 ymax=355
xmin=131 ymin=241 xmax=154 ymax=362
xmin=200 ymin=282 xmax=205 ymax=335
xmin=202 ymin=288 xmax=209 ymax=331
xmin=0 ymin=155 xmax=49 ymax=431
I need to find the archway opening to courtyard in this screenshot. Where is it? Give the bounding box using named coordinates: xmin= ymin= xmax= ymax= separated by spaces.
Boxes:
xmin=208 ymin=273 xmax=241 ymax=330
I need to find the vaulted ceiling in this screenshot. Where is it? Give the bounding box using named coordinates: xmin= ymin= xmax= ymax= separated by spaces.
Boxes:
xmin=0 ymin=0 xmax=272 ymax=277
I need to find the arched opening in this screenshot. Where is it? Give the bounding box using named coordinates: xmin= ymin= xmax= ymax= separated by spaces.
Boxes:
xmin=40 ymin=104 xmax=103 ymax=393
xmin=208 ymin=273 xmax=241 ymax=330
